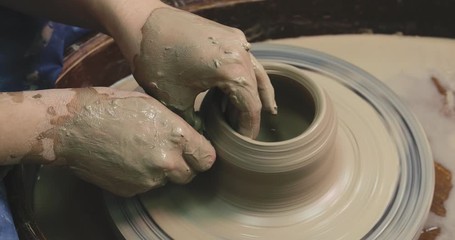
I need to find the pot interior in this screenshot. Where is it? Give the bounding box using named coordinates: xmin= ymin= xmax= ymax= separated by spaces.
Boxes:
xmin=256 ymin=74 xmax=316 ymax=142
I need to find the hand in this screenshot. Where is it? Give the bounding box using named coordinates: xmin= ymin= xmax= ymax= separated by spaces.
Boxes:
xmin=51 ymin=88 xmax=215 ymax=197
xmin=0 ymin=1 xmax=277 ymax=137
xmin=132 ymin=8 xmax=277 ymax=138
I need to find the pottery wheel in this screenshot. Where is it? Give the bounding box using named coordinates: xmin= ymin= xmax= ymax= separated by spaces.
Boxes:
xmin=106 ymin=44 xmax=433 ymax=239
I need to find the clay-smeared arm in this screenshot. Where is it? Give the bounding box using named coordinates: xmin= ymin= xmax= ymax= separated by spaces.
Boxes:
xmin=0 ymin=0 xmax=165 ymax=64
xmin=0 ymin=90 xmax=73 ymax=165
xmin=0 ymin=0 xmax=163 ymax=33
xmin=0 ymin=0 xmax=277 ymax=138
xmin=0 ymin=88 xmax=215 ymax=197
xmin=97 ymin=1 xmax=277 ymax=138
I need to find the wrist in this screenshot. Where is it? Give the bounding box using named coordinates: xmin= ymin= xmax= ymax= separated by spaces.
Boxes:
xmin=96 ymin=0 xmax=171 ymax=65
xmin=0 ymin=90 xmax=76 ymax=165
xmin=0 ymin=88 xmax=148 ymax=166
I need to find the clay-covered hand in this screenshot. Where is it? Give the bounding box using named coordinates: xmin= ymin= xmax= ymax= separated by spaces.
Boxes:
xmin=50 ymin=88 xmax=215 ymax=197
xmin=133 ymin=8 xmax=277 ymax=138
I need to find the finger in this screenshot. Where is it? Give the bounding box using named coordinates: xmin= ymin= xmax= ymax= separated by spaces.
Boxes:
xmin=221 ymin=80 xmax=262 ymax=138
xmin=215 ymin=61 xmax=262 ymax=138
xmin=181 ymin=127 xmax=216 ymax=172
xmin=165 ymin=153 xmax=197 ymax=184
xmin=69 ymin=165 xmax=149 ymax=197
xmin=142 ymin=78 xmax=203 ymax=132
xmin=250 ymin=53 xmax=278 ymax=114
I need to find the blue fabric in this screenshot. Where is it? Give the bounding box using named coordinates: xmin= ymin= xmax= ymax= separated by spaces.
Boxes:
xmin=0 ymin=8 xmax=91 ymax=238
xmin=0 ymin=183 xmax=18 ymax=240
xmin=0 ymin=9 xmax=91 ymax=91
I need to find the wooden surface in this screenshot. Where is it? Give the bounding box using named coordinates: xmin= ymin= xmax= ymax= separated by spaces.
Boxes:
xmin=171 ymin=0 xmax=455 ymax=42
xmin=419 ymin=162 xmax=452 ymax=240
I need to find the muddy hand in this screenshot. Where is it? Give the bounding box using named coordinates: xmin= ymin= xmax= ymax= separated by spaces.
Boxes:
xmin=133 ymin=8 xmax=277 ymax=139
xmin=48 ymin=88 xmax=215 ymax=197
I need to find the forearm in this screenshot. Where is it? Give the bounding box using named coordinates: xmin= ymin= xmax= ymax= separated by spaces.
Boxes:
xmin=0 ymin=88 xmax=148 ymax=165
xmin=98 ymin=0 xmax=171 ymax=66
xmin=0 ymin=90 xmax=75 ymax=165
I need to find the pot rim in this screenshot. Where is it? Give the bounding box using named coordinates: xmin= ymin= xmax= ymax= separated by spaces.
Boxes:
xmin=206 ymin=61 xmax=330 ymax=147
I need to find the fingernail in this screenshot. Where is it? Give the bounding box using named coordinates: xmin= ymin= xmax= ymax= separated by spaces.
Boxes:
xmin=271 ymin=105 xmax=278 ymax=115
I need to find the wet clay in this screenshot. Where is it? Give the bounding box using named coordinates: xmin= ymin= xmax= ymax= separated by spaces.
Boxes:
xmin=431 ymin=162 xmax=453 ymax=217
xmin=420 ymin=162 xmax=453 ymax=240
xmin=144 ymin=64 xmax=398 ymax=239
xmin=111 ymin=62 xmax=400 ymax=239
xmin=420 ymin=227 xmax=441 ymax=240
xmin=7 ymin=92 xmax=24 ymax=103
xmin=132 ymin=8 xmax=276 ymax=138
xmin=32 ymin=93 xmax=42 ymax=99
xmin=1 ymin=87 xmax=215 ymax=197
xmin=256 ymin=74 xmax=315 ymax=142
xmin=200 ymin=63 xmax=337 ymax=209
xmin=48 ymin=88 xmax=215 ymax=197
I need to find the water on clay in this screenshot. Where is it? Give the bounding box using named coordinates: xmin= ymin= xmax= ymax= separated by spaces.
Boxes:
xmin=256 ymin=75 xmax=315 ymax=142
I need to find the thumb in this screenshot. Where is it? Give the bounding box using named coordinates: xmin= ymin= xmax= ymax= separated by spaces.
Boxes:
xmin=133 ymin=53 xmax=202 ymax=131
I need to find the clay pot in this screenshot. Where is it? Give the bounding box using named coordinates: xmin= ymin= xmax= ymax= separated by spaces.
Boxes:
xmin=201 ymin=62 xmax=337 ymax=210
